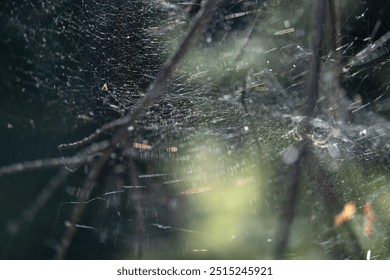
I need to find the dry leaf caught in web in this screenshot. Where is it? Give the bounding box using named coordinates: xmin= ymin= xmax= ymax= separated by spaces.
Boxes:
xmin=334 ymin=202 xmax=356 ymax=226
xmin=363 ymin=201 xmax=377 ymax=237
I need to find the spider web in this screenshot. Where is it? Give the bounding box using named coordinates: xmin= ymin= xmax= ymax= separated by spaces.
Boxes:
xmin=0 ymin=0 xmax=390 ymax=259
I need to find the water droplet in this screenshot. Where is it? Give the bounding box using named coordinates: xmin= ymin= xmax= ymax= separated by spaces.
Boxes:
xmin=282 ymin=146 xmax=299 ymax=164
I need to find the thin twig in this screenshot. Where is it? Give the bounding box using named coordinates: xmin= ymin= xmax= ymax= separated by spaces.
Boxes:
xmin=57 ymin=119 xmax=130 ymax=150
xmin=128 ymin=155 xmax=144 ymax=259
xmin=55 ymin=142 xmax=115 ymax=259
xmin=0 ymin=141 xmax=110 ymax=176
xmin=1 ymin=141 xmax=109 ymax=249
xmin=326 ymin=0 xmax=349 ymax=121
xmin=274 ymin=0 xmax=327 ymax=259
xmin=274 ymin=140 xmax=309 ymax=259
xmin=304 ymin=0 xmax=327 ymax=120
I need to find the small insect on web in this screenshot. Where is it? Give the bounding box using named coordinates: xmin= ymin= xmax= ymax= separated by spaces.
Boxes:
xmin=101 ymin=83 xmax=109 ymax=92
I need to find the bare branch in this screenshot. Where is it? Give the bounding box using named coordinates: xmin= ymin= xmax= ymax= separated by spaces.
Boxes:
xmin=274 ymin=140 xmax=309 ymax=259
xmin=274 ymin=0 xmax=327 ymax=259
xmin=0 ymin=141 xmax=110 ymax=177
xmin=304 ymin=0 xmax=327 ymax=120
